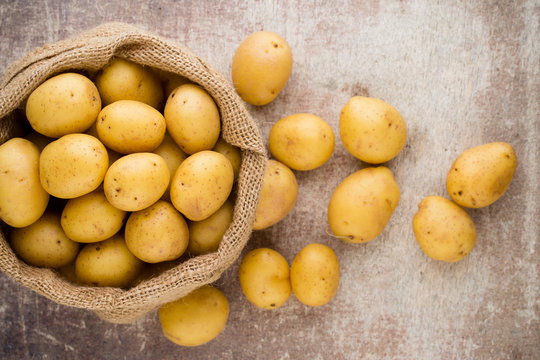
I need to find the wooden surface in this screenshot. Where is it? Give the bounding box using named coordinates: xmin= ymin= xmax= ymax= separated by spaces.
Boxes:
xmin=0 ymin=1 xmax=539 ymax=359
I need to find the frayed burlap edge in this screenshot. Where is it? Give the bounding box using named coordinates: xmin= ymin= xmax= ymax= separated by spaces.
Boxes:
xmin=0 ymin=22 xmax=267 ymax=323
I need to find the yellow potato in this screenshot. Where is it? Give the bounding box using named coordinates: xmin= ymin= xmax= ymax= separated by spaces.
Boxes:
xmin=10 ymin=211 xmax=79 ymax=268
xmin=269 ymin=113 xmax=334 ymax=171
xmin=159 ymin=285 xmax=229 ymax=347
xmin=125 ymin=201 xmax=189 ymax=263
xmin=75 ymin=233 xmax=144 ymax=287
xmin=25 ymin=132 xmax=53 ymax=152
xmin=161 ymin=71 xmax=192 ymax=98
xmin=40 ymin=134 xmax=109 ymax=199
xmin=95 ymin=57 xmax=164 ymax=109
xmin=104 ymin=153 xmax=170 ymax=212
xmin=96 ymin=100 xmax=166 ymax=154
xmin=340 ymin=96 xmax=407 ymax=164
xmin=153 ymin=134 xmax=188 ymax=201
xmin=290 ymin=243 xmax=340 ymax=307
xmin=213 ymin=138 xmax=242 ymax=182
xmin=253 ymin=160 xmax=298 ymax=230
xmin=413 ymin=196 xmax=476 ymax=262
xmin=328 ymin=166 xmax=400 ymax=243
xmin=25 ymin=73 xmax=101 ymax=137
xmin=61 ymin=189 xmax=127 ymax=243
xmin=57 ymin=261 xmax=80 ymax=284
xmin=238 ymin=248 xmax=291 ymax=309
xmin=170 ymin=151 xmax=234 ymax=221
xmin=232 ymin=31 xmax=293 ymax=105
xmin=447 ymin=142 xmax=517 ymax=208
xmin=188 ymin=200 xmax=234 ymax=255
xmin=0 ymin=138 xmax=49 ymax=227
xmin=164 ymin=84 xmax=221 ymax=154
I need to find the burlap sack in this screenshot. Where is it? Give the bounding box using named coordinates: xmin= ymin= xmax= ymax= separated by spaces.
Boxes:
xmin=0 ymin=22 xmax=267 ymax=323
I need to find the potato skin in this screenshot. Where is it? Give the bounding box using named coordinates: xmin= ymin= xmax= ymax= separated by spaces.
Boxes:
xmin=253 ymin=160 xmax=298 ymax=230
xmin=188 ymin=200 xmax=234 ymax=255
xmin=446 ymin=142 xmax=517 ymax=208
xmin=232 ymin=31 xmax=293 ymax=105
xmin=96 ymin=100 xmax=166 ymax=154
xmin=40 ymin=134 xmax=109 ymax=199
xmin=170 ymin=151 xmax=234 ymax=221
xmin=164 ymin=84 xmax=221 ymax=155
xmin=153 ymin=134 xmax=188 ymax=201
xmin=328 ymin=166 xmax=400 ymax=243
xmin=238 ymin=248 xmax=291 ymax=309
xmin=25 ymin=73 xmax=101 ymax=138
xmin=213 ymin=138 xmax=242 ymax=182
xmin=340 ymin=96 xmax=407 ymax=164
xmin=0 ymin=138 xmax=49 ymax=227
xmin=269 ymin=113 xmax=334 ymax=171
xmin=10 ymin=211 xmax=79 ymax=268
xmin=412 ymin=196 xmax=476 ymax=262
xmin=159 ymin=285 xmax=229 ymax=347
xmin=290 ymin=243 xmax=340 ymax=307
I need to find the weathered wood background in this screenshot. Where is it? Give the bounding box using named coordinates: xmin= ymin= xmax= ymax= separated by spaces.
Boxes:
xmin=0 ymin=1 xmax=538 ymax=359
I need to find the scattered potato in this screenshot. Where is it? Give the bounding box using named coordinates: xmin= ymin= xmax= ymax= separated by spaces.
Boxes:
xmin=188 ymin=200 xmax=234 ymax=255
xmin=213 ymin=138 xmax=242 ymax=182
xmin=412 ymin=196 xmax=476 ymax=262
xmin=159 ymin=285 xmax=229 ymax=347
xmin=239 ymin=248 xmax=291 ymax=309
xmin=447 ymin=142 xmax=517 ymax=208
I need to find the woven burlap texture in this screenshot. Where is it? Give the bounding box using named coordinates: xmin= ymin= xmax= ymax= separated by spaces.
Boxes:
xmin=0 ymin=22 xmax=267 ymax=323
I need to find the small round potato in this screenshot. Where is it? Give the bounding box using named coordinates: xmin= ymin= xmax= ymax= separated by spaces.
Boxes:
xmin=413 ymin=196 xmax=476 ymax=262
xmin=232 ymin=31 xmax=293 ymax=105
xmin=153 ymin=134 xmax=188 ymax=201
xmin=447 ymin=142 xmax=517 ymax=208
xmin=104 ymin=153 xmax=170 ymax=212
xmin=269 ymin=113 xmax=334 ymax=170
xmin=40 ymin=134 xmax=109 ymax=199
xmin=170 ymin=151 xmax=234 ymax=221
xmin=213 ymin=138 xmax=241 ymax=182
xmin=75 ymin=233 xmax=144 ymax=287
xmin=0 ymin=138 xmax=49 ymax=227
xmin=61 ymin=189 xmax=127 ymax=243
xmin=340 ymin=96 xmax=407 ymax=164
xmin=188 ymin=200 xmax=234 ymax=255
xmin=239 ymin=248 xmax=291 ymax=309
xmin=10 ymin=211 xmax=79 ymax=268
xmin=328 ymin=166 xmax=400 ymax=243
xmin=96 ymin=100 xmax=166 ymax=154
xmin=164 ymin=84 xmax=221 ymax=155
xmin=290 ymin=243 xmax=340 ymax=307
xmin=253 ymin=160 xmax=298 ymax=230
xmin=95 ymin=57 xmax=164 ymax=109
xmin=159 ymin=285 xmax=229 ymax=347
xmin=125 ymin=201 xmax=189 ymax=263
xmin=25 ymin=73 xmax=101 ymax=138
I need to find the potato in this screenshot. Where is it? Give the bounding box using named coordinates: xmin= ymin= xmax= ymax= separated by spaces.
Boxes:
xmin=340 ymin=96 xmax=407 ymax=164
xmin=57 ymin=261 xmax=80 ymax=284
xmin=25 ymin=73 xmax=101 ymax=138
xmin=253 ymin=160 xmax=298 ymax=230
xmin=269 ymin=113 xmax=334 ymax=171
xmin=61 ymin=189 xmax=127 ymax=243
xmin=290 ymin=243 xmax=340 ymax=307
xmin=188 ymin=200 xmax=233 ymax=255
xmin=446 ymin=142 xmax=517 ymax=208
xmin=170 ymin=151 xmax=233 ymax=221
xmin=25 ymin=132 xmax=53 ymax=152
xmin=232 ymin=31 xmax=293 ymax=105
xmin=104 ymin=153 xmax=169 ymax=212
xmin=0 ymin=138 xmax=49 ymax=227
xmin=96 ymin=100 xmax=166 ymax=154
xmin=213 ymin=138 xmax=241 ymax=182
xmin=164 ymin=84 xmax=221 ymax=155
xmin=161 ymin=72 xmax=192 ymax=98
xmin=159 ymin=285 xmax=229 ymax=347
xmin=238 ymin=248 xmax=291 ymax=309
xmin=95 ymin=57 xmax=164 ymax=109
xmin=75 ymin=233 xmax=144 ymax=287
xmin=328 ymin=166 xmax=400 ymax=243
xmin=413 ymin=196 xmax=476 ymax=262
xmin=153 ymin=134 xmax=188 ymax=201
xmin=40 ymin=134 xmax=109 ymax=199
xmin=10 ymin=211 xmax=79 ymax=268
xmin=125 ymin=201 xmax=189 ymax=263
